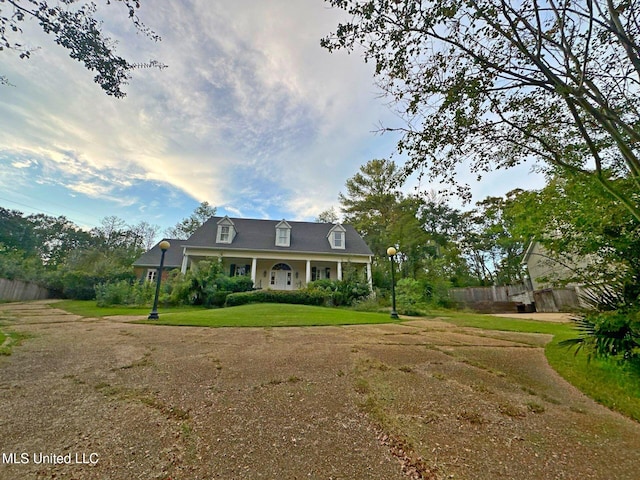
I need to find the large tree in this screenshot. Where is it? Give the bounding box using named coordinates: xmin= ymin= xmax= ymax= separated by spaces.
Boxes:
xmin=165 ymin=201 xmax=217 ymax=239
xmin=339 ymin=158 xmax=402 ymax=255
xmin=322 ymin=0 xmax=640 ymax=221
xmin=1 ymin=0 xmax=163 ymax=96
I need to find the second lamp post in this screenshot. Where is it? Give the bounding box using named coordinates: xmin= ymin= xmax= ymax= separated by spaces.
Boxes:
xmin=387 ymin=246 xmax=399 ymax=319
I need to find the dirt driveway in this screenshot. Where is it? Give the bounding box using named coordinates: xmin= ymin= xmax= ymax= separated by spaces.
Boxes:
xmin=1 ymin=301 xmax=639 ymax=480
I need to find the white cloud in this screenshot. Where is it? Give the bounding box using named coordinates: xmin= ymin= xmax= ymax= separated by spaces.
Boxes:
xmin=0 ymin=0 xmax=404 ymax=223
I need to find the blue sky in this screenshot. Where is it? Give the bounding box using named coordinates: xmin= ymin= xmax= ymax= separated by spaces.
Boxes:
xmin=0 ymin=0 xmax=544 ymax=233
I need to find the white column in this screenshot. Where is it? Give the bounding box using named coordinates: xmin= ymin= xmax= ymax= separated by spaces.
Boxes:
xmin=306 ymin=260 xmax=311 ymax=284
xmin=367 ymin=261 xmax=372 ymax=289
xmin=181 ymin=252 xmax=189 ymax=274
xmin=251 ymin=258 xmax=257 ymax=286
xmin=337 ymin=261 xmax=343 ymax=280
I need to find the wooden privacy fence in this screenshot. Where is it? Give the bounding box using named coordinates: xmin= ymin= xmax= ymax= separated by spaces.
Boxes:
xmin=449 ymin=283 xmax=581 ymax=313
xmin=533 ymin=288 xmax=581 ymax=313
xmin=0 ymin=278 xmax=49 ymax=301
xmin=449 ymin=283 xmax=530 ymax=303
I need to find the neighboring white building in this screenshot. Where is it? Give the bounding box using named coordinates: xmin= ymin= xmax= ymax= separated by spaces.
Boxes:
xmin=134 ymin=216 xmax=373 ymax=290
xmin=522 ymin=241 xmax=591 ymax=291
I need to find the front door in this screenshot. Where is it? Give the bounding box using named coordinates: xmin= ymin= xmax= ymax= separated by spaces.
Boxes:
xmin=270 ymin=263 xmax=292 ymax=290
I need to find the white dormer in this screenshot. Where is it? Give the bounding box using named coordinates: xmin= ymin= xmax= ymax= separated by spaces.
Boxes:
xmin=275 ymin=219 xmax=291 ymax=247
xmin=216 ymin=216 xmax=236 ymax=244
xmin=327 ymin=224 xmax=346 ymax=250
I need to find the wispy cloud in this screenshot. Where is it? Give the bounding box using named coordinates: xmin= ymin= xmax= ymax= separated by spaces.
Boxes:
xmin=0 ymin=0 xmax=399 ymax=225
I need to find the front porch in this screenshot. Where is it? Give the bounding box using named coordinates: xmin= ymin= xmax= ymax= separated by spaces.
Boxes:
xmin=181 ymin=250 xmax=372 ymax=291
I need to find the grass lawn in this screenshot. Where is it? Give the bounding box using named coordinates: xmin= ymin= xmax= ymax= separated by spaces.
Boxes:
xmin=55 ymin=300 xmax=394 ymax=327
xmin=140 ymin=303 xmax=394 ymax=327
xmin=424 ymin=309 xmax=571 ymax=336
xmin=53 ymin=300 xmax=640 ymax=421
xmin=55 ymin=300 xmax=199 ymax=318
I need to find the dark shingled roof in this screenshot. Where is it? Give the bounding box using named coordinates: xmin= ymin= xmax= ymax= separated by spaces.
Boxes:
xmin=132 ymin=238 xmax=184 ymax=268
xmin=185 ymin=217 xmax=373 ymax=256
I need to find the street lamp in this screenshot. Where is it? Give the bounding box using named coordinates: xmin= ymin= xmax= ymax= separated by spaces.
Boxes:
xmin=148 ymin=240 xmax=170 ymax=320
xmin=387 ymin=246 xmax=399 ymax=319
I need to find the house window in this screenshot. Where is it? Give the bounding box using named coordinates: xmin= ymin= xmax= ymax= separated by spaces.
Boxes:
xmin=216 ymin=217 xmax=236 ymax=243
xmin=276 ymin=227 xmax=290 ymax=247
xmin=311 ymin=266 xmax=331 ymax=281
xmin=275 ymin=220 xmax=291 ymax=247
xmin=328 ymin=224 xmax=346 ymax=249
xmin=220 ymin=225 xmax=230 ymax=242
xmin=230 ymin=264 xmax=250 ymax=276
xmin=333 ymin=232 xmax=344 ymax=248
xmin=146 ymin=269 xmax=157 ymax=282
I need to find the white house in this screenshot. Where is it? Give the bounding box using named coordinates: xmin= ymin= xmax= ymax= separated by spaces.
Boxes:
xmin=134 ymin=216 xmax=374 ymax=290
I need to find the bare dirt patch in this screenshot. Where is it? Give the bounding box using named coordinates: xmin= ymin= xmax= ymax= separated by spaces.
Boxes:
xmin=0 ymin=302 xmax=639 ymax=479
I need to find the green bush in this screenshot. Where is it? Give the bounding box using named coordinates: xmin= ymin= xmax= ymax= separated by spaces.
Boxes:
xmin=306 ymin=276 xmax=371 ymax=306
xmin=216 ymin=275 xmax=254 ymax=293
xmin=162 ymin=261 xmax=254 ymax=307
xmin=95 ymin=280 xmax=155 ymax=307
xmin=225 ymin=289 xmax=329 ymax=307
xmin=561 ymin=309 xmax=640 ymax=362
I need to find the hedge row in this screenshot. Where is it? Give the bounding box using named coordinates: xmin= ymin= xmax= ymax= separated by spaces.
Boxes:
xmin=225 ymin=289 xmax=329 ymax=307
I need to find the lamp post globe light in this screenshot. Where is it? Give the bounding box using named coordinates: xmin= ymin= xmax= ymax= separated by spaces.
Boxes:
xmin=387 ymin=246 xmax=399 ymax=319
xmin=148 ymin=240 xmax=171 ymax=320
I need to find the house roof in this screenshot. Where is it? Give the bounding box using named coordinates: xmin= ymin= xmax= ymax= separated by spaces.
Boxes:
xmin=132 ymin=238 xmax=185 ymax=268
xmin=185 ymin=216 xmax=373 ymax=256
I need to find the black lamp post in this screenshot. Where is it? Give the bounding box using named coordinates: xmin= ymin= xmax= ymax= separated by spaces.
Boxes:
xmin=387 ymin=246 xmax=399 ymax=319
xmin=148 ymin=240 xmax=170 ymax=320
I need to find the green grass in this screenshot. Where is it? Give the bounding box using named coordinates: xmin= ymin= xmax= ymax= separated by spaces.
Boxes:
xmin=545 ymin=330 xmax=640 ymax=422
xmin=139 ymin=303 xmax=395 ymax=327
xmin=423 ymin=309 xmax=572 ymax=336
xmin=54 ymin=300 xmax=199 ymax=318
xmin=54 ymin=300 xmax=394 ymax=327
xmin=0 ymin=331 xmax=31 ymax=356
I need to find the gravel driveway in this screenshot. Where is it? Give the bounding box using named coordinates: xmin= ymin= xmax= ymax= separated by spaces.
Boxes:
xmin=1 ymin=301 xmax=639 ymax=479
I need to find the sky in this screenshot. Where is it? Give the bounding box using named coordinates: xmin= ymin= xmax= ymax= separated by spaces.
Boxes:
xmin=0 ymin=0 xmax=544 ymax=234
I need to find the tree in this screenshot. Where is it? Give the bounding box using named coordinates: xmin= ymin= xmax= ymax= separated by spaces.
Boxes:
xmin=165 ymin=202 xmax=217 ymax=239
xmin=507 ymin=171 xmax=640 ymax=301
xmin=315 ymin=207 xmax=339 ymax=223
xmin=339 ymin=159 xmax=402 ymax=255
xmin=459 ymin=194 xmax=528 ymax=286
xmin=322 ymin=0 xmax=640 ymax=221
xmin=1 ymin=0 xmax=164 ymax=97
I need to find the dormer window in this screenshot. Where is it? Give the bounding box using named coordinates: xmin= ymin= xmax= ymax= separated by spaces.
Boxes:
xmin=275 ymin=220 xmax=291 ymax=247
xmin=333 ymin=231 xmax=344 ymax=248
xmin=328 ymin=224 xmax=346 ymax=250
xmin=220 ymin=225 xmax=230 ymax=242
xmin=216 ymin=216 xmax=236 ymax=244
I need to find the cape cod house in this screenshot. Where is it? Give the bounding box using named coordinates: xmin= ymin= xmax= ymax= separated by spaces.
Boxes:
xmin=134 ymin=216 xmax=373 ymax=290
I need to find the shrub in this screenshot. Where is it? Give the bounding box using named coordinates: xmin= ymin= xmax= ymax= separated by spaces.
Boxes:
xmin=561 ymin=309 xmax=640 ymax=362
xmin=225 ymin=289 xmax=329 ymax=307
xmin=95 ymin=280 xmax=155 ymax=307
xmin=162 ymin=261 xmax=254 ymax=307
xmin=306 ymin=276 xmax=370 ymax=307
xmin=396 ymin=278 xmax=424 ymax=307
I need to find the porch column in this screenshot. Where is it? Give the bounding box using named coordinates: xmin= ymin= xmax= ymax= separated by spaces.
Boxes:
xmin=251 ymin=258 xmax=257 ymax=286
xmin=306 ymin=260 xmax=311 ymax=284
xmin=366 ymin=261 xmax=372 ymax=289
xmin=337 ymin=261 xmax=342 ymax=280
xmin=181 ymin=252 xmax=189 ymax=274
